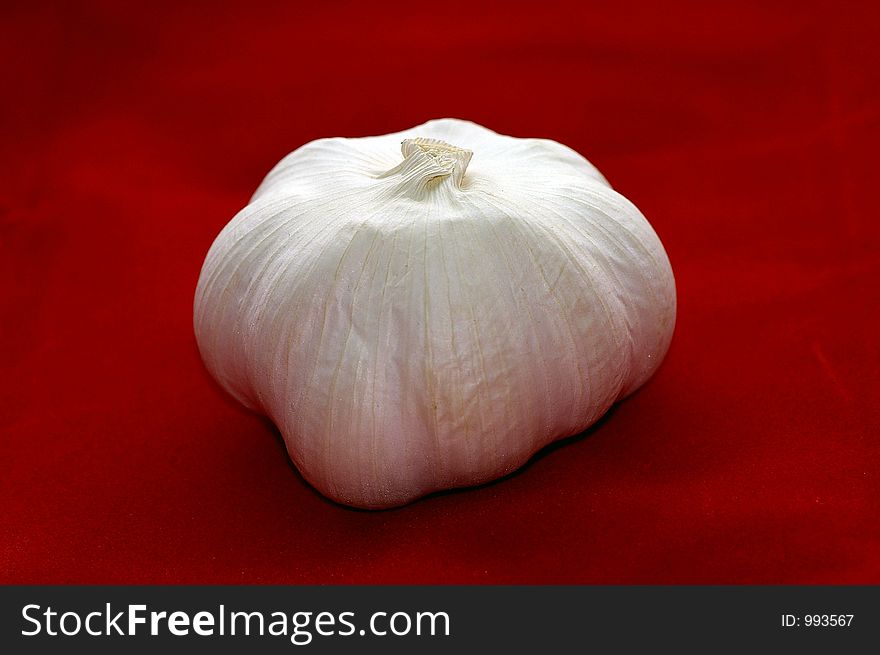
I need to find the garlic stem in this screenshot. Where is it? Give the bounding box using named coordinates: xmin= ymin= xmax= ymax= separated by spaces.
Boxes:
xmin=379 ymin=137 xmax=473 ymax=197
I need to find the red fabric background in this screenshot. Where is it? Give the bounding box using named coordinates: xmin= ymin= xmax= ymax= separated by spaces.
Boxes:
xmin=2 ymin=0 xmax=878 ymax=584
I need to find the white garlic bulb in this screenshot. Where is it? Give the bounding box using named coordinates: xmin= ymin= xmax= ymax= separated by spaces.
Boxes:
xmin=195 ymin=118 xmax=675 ymax=509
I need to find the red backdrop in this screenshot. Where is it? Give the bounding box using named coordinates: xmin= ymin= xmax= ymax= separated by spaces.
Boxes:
xmin=2 ymin=0 xmax=878 ymax=584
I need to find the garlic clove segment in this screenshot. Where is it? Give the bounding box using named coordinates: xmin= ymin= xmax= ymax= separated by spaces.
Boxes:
xmin=194 ymin=118 xmax=676 ymax=509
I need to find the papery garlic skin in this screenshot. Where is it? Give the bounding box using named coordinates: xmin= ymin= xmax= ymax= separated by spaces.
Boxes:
xmin=194 ymin=118 xmax=675 ymax=509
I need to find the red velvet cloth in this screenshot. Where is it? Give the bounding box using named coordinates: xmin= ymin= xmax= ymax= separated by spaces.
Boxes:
xmin=2 ymin=0 xmax=878 ymax=584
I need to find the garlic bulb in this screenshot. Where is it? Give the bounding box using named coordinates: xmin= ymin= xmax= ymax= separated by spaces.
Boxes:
xmin=194 ymin=118 xmax=675 ymax=509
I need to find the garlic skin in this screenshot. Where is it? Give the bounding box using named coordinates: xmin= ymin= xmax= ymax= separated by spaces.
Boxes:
xmin=194 ymin=118 xmax=675 ymax=509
